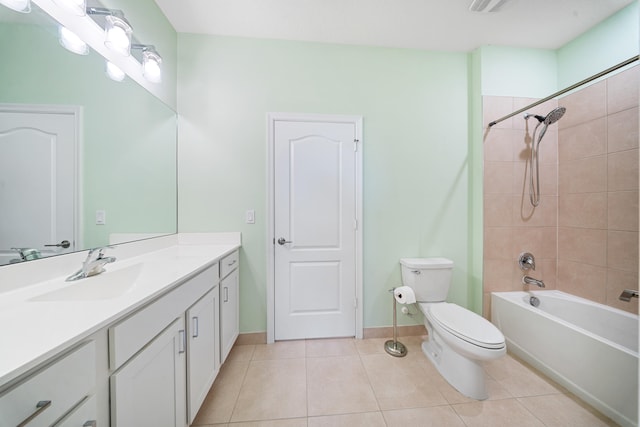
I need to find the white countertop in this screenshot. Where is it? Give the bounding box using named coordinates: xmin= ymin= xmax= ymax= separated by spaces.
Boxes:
xmin=0 ymin=233 xmax=240 ymax=387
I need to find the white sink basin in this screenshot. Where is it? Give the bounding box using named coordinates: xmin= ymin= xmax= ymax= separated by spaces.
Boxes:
xmin=30 ymin=264 xmax=143 ymax=302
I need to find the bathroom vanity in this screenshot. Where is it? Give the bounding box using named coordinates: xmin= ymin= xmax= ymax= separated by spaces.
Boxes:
xmin=0 ymin=233 xmax=240 ymax=427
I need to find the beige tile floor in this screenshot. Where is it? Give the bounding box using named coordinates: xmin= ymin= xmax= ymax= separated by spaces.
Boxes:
xmin=191 ymin=336 xmax=618 ymax=427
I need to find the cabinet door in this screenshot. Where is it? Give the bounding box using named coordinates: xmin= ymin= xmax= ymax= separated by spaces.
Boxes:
xmin=186 ymin=287 xmax=219 ymax=423
xmin=220 ymin=268 xmax=239 ymax=363
xmin=110 ymin=317 xmax=187 ymax=427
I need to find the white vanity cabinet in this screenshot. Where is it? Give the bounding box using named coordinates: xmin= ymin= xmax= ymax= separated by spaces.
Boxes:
xmin=186 ymin=286 xmax=220 ymax=423
xmin=0 ymin=341 xmax=96 ymax=427
xmin=0 ymin=238 xmax=241 ymax=427
xmin=219 ymin=250 xmax=240 ymax=363
xmin=110 ymin=317 xmax=187 ymax=427
xmin=108 ymin=264 xmax=220 ymax=427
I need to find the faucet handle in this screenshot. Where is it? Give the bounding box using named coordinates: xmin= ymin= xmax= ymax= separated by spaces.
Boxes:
xmin=87 ymin=245 xmax=115 ymax=259
xmin=518 ymin=252 xmax=536 ymax=271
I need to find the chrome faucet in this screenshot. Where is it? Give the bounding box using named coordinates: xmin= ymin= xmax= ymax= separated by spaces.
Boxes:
xmin=619 ymin=289 xmax=639 ymax=302
xmin=522 ymin=275 xmax=545 ymax=288
xmin=66 ymin=246 xmax=116 ymax=281
xmin=10 ymin=247 xmax=42 ymax=263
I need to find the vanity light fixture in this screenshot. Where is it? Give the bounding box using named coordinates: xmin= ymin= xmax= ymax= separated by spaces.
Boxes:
xmin=87 ymin=7 xmax=132 ymax=57
xmin=133 ymin=44 xmax=162 ymax=83
xmin=59 ymin=26 xmax=89 ymax=55
xmin=105 ymin=61 xmax=125 ymax=82
xmin=0 ymin=0 xmax=30 ymax=13
xmin=52 ymin=0 xmax=85 ymax=16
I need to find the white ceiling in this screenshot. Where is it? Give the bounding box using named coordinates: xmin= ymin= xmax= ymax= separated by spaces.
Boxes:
xmin=153 ymin=0 xmax=635 ymax=52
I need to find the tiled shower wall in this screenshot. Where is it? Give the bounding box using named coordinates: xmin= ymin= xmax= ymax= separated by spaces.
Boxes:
xmin=482 ymin=65 xmax=639 ymax=316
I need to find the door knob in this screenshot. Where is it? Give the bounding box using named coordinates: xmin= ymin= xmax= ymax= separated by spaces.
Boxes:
xmin=277 ymin=238 xmax=292 ymax=245
xmin=45 ymin=240 xmax=71 ymax=249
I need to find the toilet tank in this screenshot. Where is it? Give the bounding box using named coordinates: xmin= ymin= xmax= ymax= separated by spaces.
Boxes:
xmin=400 ymin=258 xmax=454 ymax=302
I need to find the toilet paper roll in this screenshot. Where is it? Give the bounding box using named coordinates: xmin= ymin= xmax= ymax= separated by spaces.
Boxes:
xmin=393 ymin=286 xmax=416 ymax=304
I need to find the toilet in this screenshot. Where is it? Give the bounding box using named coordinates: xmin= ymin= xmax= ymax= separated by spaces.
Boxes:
xmin=400 ymin=257 xmax=505 ymax=400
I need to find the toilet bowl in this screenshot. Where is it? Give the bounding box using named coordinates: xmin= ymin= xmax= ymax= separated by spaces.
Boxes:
xmin=400 ymin=258 xmax=505 ymax=400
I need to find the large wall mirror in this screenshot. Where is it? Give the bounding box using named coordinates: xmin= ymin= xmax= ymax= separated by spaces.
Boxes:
xmin=0 ymin=3 xmax=177 ymax=266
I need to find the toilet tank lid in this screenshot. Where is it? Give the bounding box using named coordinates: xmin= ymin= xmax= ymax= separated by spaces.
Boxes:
xmin=400 ymin=258 xmax=453 ymax=269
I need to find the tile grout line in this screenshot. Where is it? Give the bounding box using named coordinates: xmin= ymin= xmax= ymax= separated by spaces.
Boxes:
xmin=225 ymin=345 xmax=256 ymax=424
xmin=353 ymin=340 xmax=387 ymax=426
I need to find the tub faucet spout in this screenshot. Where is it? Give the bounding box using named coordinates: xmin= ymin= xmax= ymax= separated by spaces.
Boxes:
xmin=619 ymin=289 xmax=639 ymax=302
xmin=522 ymin=275 xmax=545 ymax=288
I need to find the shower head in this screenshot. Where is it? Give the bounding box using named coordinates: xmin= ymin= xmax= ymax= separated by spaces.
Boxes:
xmin=524 ymin=107 xmax=567 ymax=125
xmin=537 ymin=107 xmax=566 ymax=141
xmin=543 ymin=107 xmax=566 ymax=125
xmin=527 ymin=106 xmax=567 ymax=208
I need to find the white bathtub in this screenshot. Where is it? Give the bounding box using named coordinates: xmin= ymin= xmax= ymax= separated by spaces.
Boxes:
xmin=491 ymin=290 xmax=638 ymax=427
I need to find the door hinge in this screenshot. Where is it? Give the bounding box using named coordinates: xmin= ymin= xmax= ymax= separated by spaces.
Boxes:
xmin=354 ymin=298 xmax=358 ymax=308
xmin=354 ymin=219 xmax=358 ymax=230
xmin=354 ymin=139 xmax=359 ymax=151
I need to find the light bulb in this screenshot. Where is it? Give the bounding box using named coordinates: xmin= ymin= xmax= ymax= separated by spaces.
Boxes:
xmin=59 ymin=26 xmax=89 ymax=55
xmin=0 ymin=0 xmax=31 ymax=13
xmin=104 ymin=15 xmax=131 ymax=57
xmin=106 ymin=61 xmax=125 ymax=82
xmin=142 ymin=50 xmax=162 ymax=83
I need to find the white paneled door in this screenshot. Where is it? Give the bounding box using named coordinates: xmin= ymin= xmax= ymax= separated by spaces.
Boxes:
xmin=272 ymin=115 xmax=362 ymax=341
xmin=0 ymin=105 xmax=79 ymax=265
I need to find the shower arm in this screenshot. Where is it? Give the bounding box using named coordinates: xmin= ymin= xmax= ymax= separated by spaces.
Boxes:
xmin=488 ymin=55 xmax=638 ymax=127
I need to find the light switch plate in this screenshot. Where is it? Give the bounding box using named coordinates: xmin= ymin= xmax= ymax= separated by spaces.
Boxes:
xmin=246 ymin=209 xmax=255 ymax=224
xmin=96 ymin=210 xmax=106 ymax=225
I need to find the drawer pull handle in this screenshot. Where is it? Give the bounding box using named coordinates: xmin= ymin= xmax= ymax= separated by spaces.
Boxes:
xmin=17 ymin=400 xmax=51 ymax=427
xmin=83 ymin=421 xmax=97 ymax=427
xmin=178 ymin=329 xmax=186 ymax=354
xmin=192 ymin=316 xmax=199 ymax=338
xmin=228 ymin=259 xmax=236 ymax=266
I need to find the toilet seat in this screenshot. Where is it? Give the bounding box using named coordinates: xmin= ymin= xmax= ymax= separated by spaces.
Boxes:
xmin=423 ymin=303 xmax=505 ymax=350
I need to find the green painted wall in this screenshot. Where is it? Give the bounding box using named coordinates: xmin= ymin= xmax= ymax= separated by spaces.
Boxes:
xmin=479 ymin=46 xmax=558 ymax=98
xmin=557 ymin=2 xmax=639 ymax=89
xmin=177 ymin=35 xmax=472 ymax=332
xmin=0 ymin=22 xmax=177 ymax=249
xmin=478 ymin=3 xmax=638 ymax=99
xmin=468 ymin=48 xmax=484 ymax=315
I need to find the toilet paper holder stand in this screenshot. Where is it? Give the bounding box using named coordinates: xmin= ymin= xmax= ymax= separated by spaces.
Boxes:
xmin=384 ymin=287 xmax=408 ymax=357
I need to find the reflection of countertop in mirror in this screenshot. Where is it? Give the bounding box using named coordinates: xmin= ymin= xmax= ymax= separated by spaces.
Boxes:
xmin=0 ymin=232 xmax=240 ymax=386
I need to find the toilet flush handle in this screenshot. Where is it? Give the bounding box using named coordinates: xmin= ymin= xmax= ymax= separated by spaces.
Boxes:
xmin=411 ymin=270 xmax=421 ymax=275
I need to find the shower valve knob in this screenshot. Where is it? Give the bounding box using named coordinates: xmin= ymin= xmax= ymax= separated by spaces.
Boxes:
xmin=518 ymin=252 xmax=536 ymax=271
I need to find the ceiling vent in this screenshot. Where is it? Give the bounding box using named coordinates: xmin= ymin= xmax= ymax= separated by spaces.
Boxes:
xmin=469 ymin=0 xmax=509 ymax=12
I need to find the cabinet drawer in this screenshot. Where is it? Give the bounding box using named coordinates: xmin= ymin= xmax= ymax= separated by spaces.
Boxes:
xmin=109 ymin=264 xmax=217 ymax=370
xmin=0 ymin=341 xmax=96 ymax=427
xmin=220 ymin=250 xmax=239 ymax=279
xmin=55 ymin=395 xmax=97 ymax=427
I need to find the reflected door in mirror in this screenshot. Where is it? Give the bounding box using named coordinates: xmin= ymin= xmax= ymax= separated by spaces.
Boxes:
xmin=0 ymin=105 xmax=79 ymax=265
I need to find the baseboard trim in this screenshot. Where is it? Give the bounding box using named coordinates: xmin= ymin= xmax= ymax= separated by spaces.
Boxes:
xmin=236 ymin=325 xmax=426 ymax=344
